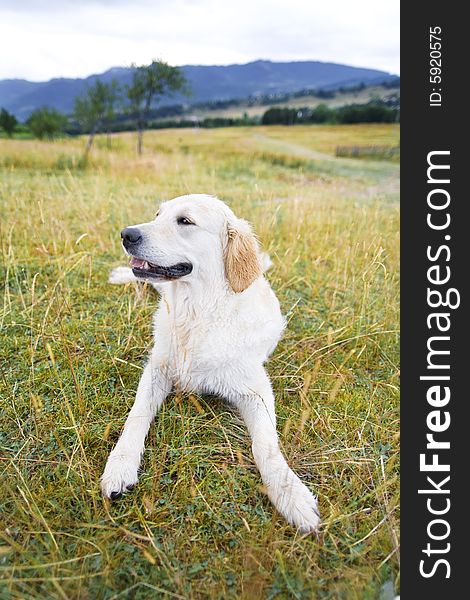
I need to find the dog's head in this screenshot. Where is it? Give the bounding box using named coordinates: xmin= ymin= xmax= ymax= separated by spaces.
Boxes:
xmin=121 ymin=194 xmax=262 ymax=293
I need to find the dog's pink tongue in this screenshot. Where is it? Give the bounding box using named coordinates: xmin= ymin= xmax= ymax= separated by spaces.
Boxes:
xmin=130 ymin=257 xmax=147 ymax=268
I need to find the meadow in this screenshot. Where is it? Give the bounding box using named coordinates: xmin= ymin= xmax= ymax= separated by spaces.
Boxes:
xmin=0 ymin=124 xmax=400 ymax=599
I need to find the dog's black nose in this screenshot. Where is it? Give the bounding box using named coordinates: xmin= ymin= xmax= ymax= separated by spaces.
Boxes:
xmin=121 ymin=227 xmax=142 ymax=246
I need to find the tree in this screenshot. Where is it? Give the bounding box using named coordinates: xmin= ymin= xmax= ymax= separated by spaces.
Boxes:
xmin=27 ymin=108 xmax=66 ymax=140
xmin=336 ymin=102 xmax=396 ymax=124
xmin=74 ymin=80 xmax=120 ymax=156
xmin=0 ymin=108 xmax=18 ymax=137
xmin=127 ymin=59 xmax=189 ymax=155
xmin=103 ymin=80 xmax=121 ymax=148
xmin=309 ymin=103 xmax=334 ymax=123
xmin=261 ymin=107 xmax=298 ymax=125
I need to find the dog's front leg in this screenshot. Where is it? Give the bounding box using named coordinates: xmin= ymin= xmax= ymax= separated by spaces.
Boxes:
xmin=101 ymin=357 xmax=171 ymax=499
xmin=230 ymin=370 xmax=320 ymax=533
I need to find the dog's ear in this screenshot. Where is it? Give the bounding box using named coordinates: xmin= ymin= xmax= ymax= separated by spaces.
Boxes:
xmin=224 ymin=219 xmax=262 ymax=293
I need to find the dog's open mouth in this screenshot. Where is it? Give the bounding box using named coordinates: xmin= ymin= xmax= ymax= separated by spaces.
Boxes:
xmin=130 ymin=257 xmax=193 ymax=279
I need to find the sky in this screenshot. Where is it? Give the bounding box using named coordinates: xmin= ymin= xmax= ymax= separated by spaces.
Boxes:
xmin=0 ymin=0 xmax=399 ymax=81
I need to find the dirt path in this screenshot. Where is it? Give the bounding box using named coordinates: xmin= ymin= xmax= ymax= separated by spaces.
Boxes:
xmin=250 ymin=131 xmax=400 ymax=200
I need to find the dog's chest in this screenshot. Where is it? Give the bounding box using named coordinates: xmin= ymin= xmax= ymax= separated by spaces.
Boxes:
xmin=156 ymin=311 xmax=237 ymax=361
xmin=163 ymin=323 xmax=242 ymax=394
xmin=151 ymin=286 xmax=284 ymax=392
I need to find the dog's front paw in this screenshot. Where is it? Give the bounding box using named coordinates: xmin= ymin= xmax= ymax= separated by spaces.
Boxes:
xmin=273 ymin=480 xmax=321 ymax=534
xmin=108 ymin=266 xmax=136 ymax=285
xmin=100 ymin=454 xmax=139 ymax=500
xmin=288 ymin=490 xmax=321 ymax=534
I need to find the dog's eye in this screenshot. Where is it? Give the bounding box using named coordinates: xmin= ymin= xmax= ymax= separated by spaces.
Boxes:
xmin=177 ymin=216 xmax=195 ymax=226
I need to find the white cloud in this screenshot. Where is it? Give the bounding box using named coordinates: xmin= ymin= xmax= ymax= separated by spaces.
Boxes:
xmin=0 ymin=0 xmax=399 ymax=81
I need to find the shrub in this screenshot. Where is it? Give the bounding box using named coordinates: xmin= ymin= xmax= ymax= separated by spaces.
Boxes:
xmin=26 ymin=107 xmax=67 ymax=140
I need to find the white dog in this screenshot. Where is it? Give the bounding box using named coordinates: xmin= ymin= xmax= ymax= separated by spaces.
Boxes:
xmin=101 ymin=194 xmax=320 ymax=533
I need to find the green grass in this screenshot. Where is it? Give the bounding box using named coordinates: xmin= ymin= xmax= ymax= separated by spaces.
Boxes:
xmin=0 ymin=125 xmax=399 ymax=599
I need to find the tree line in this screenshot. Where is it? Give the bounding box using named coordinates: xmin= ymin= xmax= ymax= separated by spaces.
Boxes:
xmin=0 ymin=59 xmax=188 ymax=155
xmin=261 ymin=101 xmax=399 ymax=125
xmin=153 ymin=76 xmax=399 ymax=115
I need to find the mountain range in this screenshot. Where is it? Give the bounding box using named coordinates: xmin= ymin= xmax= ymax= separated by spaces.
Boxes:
xmin=0 ymin=60 xmax=395 ymax=121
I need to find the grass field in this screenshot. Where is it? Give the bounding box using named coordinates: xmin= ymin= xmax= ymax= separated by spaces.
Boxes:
xmin=0 ymin=124 xmax=400 ymax=599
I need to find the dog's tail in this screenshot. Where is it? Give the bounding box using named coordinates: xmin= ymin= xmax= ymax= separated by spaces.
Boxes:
xmin=108 ymin=266 xmax=137 ymax=285
xmin=108 ymin=266 xmax=163 ymax=292
xmin=260 ymin=252 xmax=272 ymax=273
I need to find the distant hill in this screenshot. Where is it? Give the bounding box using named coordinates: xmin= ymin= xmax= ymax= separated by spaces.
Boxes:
xmin=0 ymin=60 xmax=395 ymax=121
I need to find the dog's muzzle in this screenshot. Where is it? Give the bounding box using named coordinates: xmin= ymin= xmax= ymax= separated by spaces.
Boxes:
xmin=121 ymin=228 xmax=192 ymax=280
xmin=130 ymin=257 xmax=193 ymax=280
